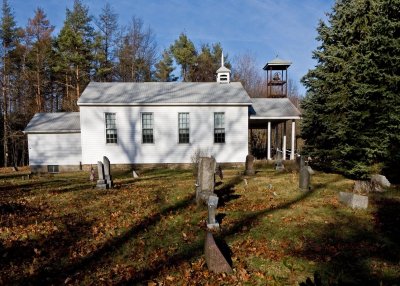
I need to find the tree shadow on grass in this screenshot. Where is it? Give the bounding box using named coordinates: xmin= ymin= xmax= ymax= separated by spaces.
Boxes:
xmin=291 ymin=198 xmax=400 ymax=285
xmin=13 ymin=193 xmax=196 ymax=285
xmin=215 ymin=175 xmax=243 ymax=207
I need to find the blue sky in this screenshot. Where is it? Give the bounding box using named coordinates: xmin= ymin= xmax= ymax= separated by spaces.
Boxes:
xmin=12 ymin=0 xmax=334 ymax=95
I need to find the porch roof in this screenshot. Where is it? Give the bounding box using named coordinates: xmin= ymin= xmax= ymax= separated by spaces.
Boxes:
xmin=249 ymin=98 xmax=301 ymax=120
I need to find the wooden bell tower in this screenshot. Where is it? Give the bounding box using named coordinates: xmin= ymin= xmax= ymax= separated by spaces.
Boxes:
xmin=263 ymin=57 xmax=291 ymax=98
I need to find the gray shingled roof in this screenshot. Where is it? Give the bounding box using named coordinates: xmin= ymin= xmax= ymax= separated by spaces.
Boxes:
xmin=24 ymin=112 xmax=80 ymax=133
xmin=250 ymin=98 xmax=301 ymax=119
xmin=78 ymin=82 xmax=252 ymax=105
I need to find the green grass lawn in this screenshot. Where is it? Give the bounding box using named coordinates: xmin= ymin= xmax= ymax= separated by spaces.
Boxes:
xmin=0 ymin=166 xmax=399 ymax=285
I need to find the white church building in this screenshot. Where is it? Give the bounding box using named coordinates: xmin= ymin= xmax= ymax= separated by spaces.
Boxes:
xmin=24 ymin=58 xmax=301 ymax=173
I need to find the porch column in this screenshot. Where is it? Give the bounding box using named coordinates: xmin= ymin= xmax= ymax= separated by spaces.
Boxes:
xmin=290 ymin=120 xmax=295 ymax=160
xmin=282 ymin=121 xmax=287 ymax=160
xmin=267 ymin=121 xmax=271 ymax=160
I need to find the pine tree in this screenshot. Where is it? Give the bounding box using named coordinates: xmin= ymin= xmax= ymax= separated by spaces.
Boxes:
xmin=154 ymin=49 xmax=177 ymax=82
xmin=170 ymin=33 xmax=196 ymax=82
xmin=301 ymin=0 xmax=400 ymax=180
xmin=25 ymin=8 xmax=54 ymax=113
xmin=54 ymin=0 xmax=94 ymax=111
xmin=0 ymin=0 xmax=18 ymax=167
xmin=94 ymin=3 xmax=118 ymax=81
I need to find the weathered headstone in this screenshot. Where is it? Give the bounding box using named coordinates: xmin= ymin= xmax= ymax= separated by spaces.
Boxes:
xmin=297 ymin=155 xmax=305 ymax=170
xmin=103 ymin=156 xmax=113 ymax=188
xmin=244 ymin=154 xmax=255 ymax=175
xmin=299 ymin=167 xmax=310 ymax=191
xmin=96 ymin=161 xmax=108 ymax=189
xmin=204 ymin=232 xmax=233 ymax=274
xmin=196 ymin=157 xmax=216 ymax=205
xmin=275 ymin=152 xmax=284 ymax=171
xmin=353 ymin=180 xmax=383 ymax=193
xmin=307 ymin=165 xmax=315 ymax=175
xmin=371 ymin=174 xmax=390 ymax=188
xmin=90 ymin=167 xmax=95 ymax=182
xmin=207 ymin=195 xmax=220 ymax=230
xmin=339 ymin=192 xmax=368 ymax=209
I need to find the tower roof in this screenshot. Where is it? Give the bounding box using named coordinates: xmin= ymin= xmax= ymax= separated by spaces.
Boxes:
xmin=263 ymin=57 xmax=292 ymax=70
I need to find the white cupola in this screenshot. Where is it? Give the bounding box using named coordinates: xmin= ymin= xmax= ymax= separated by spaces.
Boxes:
xmin=216 ymin=52 xmax=230 ymax=83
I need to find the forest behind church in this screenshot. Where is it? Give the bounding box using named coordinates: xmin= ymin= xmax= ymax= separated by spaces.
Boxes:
xmin=0 ymin=0 xmax=296 ymax=168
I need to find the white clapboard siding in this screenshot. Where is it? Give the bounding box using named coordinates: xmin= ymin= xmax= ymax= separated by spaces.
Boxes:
xmin=80 ymin=105 xmax=248 ymax=164
xmin=28 ymin=133 xmax=82 ymax=165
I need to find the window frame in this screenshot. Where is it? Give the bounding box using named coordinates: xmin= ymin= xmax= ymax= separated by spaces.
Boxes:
xmin=141 ymin=112 xmax=154 ymax=144
xmin=214 ymin=112 xmax=225 ymax=144
xmin=105 ymin=112 xmax=118 ymax=144
xmin=178 ymin=112 xmax=190 ymax=144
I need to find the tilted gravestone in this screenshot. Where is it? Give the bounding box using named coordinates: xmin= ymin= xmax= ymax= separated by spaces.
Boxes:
xmin=299 ymin=167 xmax=310 ymax=191
xmin=207 ymin=195 xmax=220 ymax=230
xmin=339 ymin=192 xmax=368 ymax=209
xmin=244 ymin=154 xmax=255 ymax=175
xmin=196 ymin=157 xmax=216 ymax=205
xmin=103 ymin=156 xmax=113 ymax=188
xmin=96 ymin=161 xmax=108 ymax=189
xmin=204 ymin=232 xmax=233 ymax=274
xmin=371 ymin=174 xmax=390 ymax=188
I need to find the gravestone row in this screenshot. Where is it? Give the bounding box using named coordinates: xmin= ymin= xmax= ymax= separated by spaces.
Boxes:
xmin=96 ymin=156 xmax=113 ymax=189
xmin=196 ymin=156 xmax=233 ymax=274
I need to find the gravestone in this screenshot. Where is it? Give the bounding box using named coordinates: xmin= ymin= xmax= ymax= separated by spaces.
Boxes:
xmin=299 ymin=167 xmax=310 ymax=191
xmin=297 ymin=155 xmax=305 ymax=170
xmin=90 ymin=167 xmax=95 ymax=182
xmin=275 ymin=152 xmax=284 ymax=171
xmin=244 ymin=154 xmax=255 ymax=175
xmin=216 ymin=165 xmax=223 ymax=180
xmin=204 ymin=232 xmax=233 ymax=274
xmin=353 ymin=180 xmax=383 ymax=193
xmin=371 ymin=174 xmax=390 ymax=188
xmin=207 ymin=195 xmax=220 ymax=230
xmin=96 ymin=161 xmax=108 ymax=189
xmin=307 ymin=166 xmax=315 ymax=175
xmin=339 ymin=192 xmax=368 ymax=209
xmin=132 ymin=170 xmax=139 ymax=178
xmin=103 ymin=156 xmax=113 ymax=188
xmin=196 ymin=157 xmax=216 ymax=205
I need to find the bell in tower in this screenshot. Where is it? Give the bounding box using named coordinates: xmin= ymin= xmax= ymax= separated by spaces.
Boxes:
xmin=263 ymin=57 xmax=291 ymax=98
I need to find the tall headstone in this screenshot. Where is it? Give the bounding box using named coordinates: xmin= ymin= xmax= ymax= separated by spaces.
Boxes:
xmin=244 ymin=154 xmax=255 ymax=175
xmin=298 ymin=155 xmax=305 ymax=170
xmin=196 ymin=157 xmax=216 ymax=205
xmin=207 ymin=195 xmax=220 ymax=230
xmin=204 ymin=232 xmax=233 ymax=274
xmin=96 ymin=161 xmax=108 ymax=189
xmin=275 ymin=152 xmax=284 ymax=171
xmin=103 ymin=156 xmax=113 ymax=188
xmin=299 ymin=167 xmax=310 ymax=191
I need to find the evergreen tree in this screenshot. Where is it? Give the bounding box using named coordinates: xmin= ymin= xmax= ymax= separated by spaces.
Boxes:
xmin=25 ymin=8 xmax=54 ymax=113
xmin=94 ymin=3 xmax=118 ymax=81
xmin=154 ymin=49 xmax=177 ymax=82
xmin=190 ymin=43 xmax=230 ymax=82
xmin=0 ymin=0 xmax=18 ymax=167
xmin=301 ymin=0 xmax=400 ymax=180
xmin=170 ymin=33 xmax=196 ymax=82
xmin=54 ymin=0 xmax=94 ymax=111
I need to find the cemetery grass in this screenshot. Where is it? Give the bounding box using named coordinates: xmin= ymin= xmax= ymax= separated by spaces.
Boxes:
xmin=0 ymin=166 xmax=399 ymax=285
